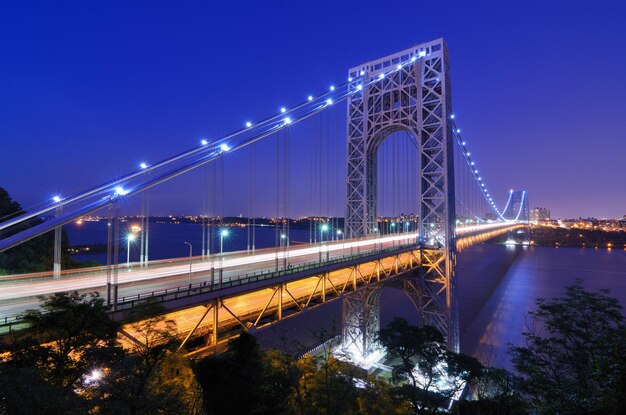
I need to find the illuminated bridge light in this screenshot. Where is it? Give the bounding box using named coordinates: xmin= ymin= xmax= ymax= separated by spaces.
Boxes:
xmin=456 ymin=128 xmax=461 ymax=133
xmin=284 ymin=117 xmax=292 ymax=124
xmin=220 ymin=143 xmax=230 ymax=152
xmin=330 ymin=85 xmax=335 ymax=91
xmin=245 ymin=121 xmax=253 ymax=128
xmin=378 ymin=73 xmax=385 ymax=79
xmin=359 ymin=70 xmax=365 ymax=75
xmin=139 ymin=162 xmax=148 ymax=169
xmin=418 ymin=50 xmax=427 ymax=57
xmin=348 ymin=77 xmax=353 ymax=82
xmin=52 ymin=195 xmax=62 ymax=203
xmin=326 ymin=98 xmax=333 ymax=105
xmin=411 ymin=56 xmax=417 ymax=62
xmin=356 ymin=84 xmax=363 ymax=91
xmin=201 ymin=139 xmax=209 ymax=146
xmin=280 ymin=107 xmax=286 ymax=113
xmin=114 ymin=186 xmax=128 ymax=196
xmin=462 ymin=141 xmax=466 ymax=145
xmin=450 ymin=114 xmax=455 ymax=119
xmin=308 ymin=95 xmax=313 ymax=101
xmin=396 ymin=64 xmax=402 ymax=70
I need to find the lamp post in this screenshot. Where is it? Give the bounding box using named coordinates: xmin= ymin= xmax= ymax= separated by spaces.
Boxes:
xmin=220 ymin=228 xmax=229 ymax=254
xmin=337 ymin=229 xmax=343 ymax=257
xmin=320 ymin=223 xmax=330 ymax=262
xmin=280 ymin=233 xmax=288 ymax=269
xmin=126 ymin=234 xmax=135 ymax=268
xmin=184 ymin=241 xmax=192 ymax=288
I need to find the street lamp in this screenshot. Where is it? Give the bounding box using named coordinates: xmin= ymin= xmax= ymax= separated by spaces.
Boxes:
xmin=320 ymin=223 xmax=329 ymax=243
xmin=126 ymin=234 xmax=136 ymax=268
xmin=184 ymin=242 xmax=192 ymax=288
xmin=220 ymin=228 xmax=229 ymax=254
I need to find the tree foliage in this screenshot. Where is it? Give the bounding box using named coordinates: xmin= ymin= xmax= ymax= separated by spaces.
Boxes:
xmin=0 ymin=293 xmax=201 ymax=415
xmin=378 ymin=318 xmax=483 ymax=414
xmin=509 ymin=281 xmax=626 ymax=414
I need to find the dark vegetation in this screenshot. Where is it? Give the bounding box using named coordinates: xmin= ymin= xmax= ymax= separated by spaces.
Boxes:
xmin=1 ymin=281 xmax=625 ymax=414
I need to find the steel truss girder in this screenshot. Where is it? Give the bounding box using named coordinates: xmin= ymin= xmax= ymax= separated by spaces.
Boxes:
xmin=178 ymin=250 xmax=422 ymax=357
xmin=345 ymin=38 xmax=458 ymax=351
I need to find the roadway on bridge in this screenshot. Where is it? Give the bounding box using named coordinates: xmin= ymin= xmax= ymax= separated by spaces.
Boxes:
xmin=0 ymin=222 xmax=516 ymax=319
xmin=0 ymin=232 xmax=420 ymax=318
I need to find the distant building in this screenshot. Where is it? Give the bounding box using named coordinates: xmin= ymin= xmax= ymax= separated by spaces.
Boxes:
xmin=530 ymin=207 xmax=551 ymax=222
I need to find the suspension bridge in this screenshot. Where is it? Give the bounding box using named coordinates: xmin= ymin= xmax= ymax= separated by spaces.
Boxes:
xmin=0 ymin=38 xmax=528 ymax=363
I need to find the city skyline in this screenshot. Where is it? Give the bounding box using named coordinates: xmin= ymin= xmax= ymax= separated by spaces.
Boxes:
xmin=1 ymin=1 xmax=625 ymax=219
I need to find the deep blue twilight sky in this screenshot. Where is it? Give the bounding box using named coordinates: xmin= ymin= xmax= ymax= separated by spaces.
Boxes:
xmin=1 ymin=1 xmax=625 ymax=219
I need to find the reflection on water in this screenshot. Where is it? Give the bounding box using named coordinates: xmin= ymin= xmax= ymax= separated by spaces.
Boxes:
xmin=460 ymin=245 xmax=626 ymax=370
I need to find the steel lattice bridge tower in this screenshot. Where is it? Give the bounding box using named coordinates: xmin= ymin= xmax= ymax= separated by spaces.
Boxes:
xmin=344 ymin=39 xmax=458 ymax=355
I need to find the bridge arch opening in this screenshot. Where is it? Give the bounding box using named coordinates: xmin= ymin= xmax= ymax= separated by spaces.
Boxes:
xmin=370 ymin=128 xmax=420 ymax=235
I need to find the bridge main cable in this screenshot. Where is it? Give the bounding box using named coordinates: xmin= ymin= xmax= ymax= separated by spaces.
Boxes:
xmin=0 ymin=54 xmax=429 ymax=253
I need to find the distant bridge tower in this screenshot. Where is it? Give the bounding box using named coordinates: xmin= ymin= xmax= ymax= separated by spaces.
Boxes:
xmin=503 ymin=190 xmax=529 ymax=222
xmin=343 ymin=38 xmax=458 ymax=354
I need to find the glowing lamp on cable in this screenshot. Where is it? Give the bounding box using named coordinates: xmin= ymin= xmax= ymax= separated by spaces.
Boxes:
xmin=450 ymin=114 xmax=455 ymax=119
xmin=348 ymin=77 xmax=353 ymax=82
xmin=307 ymin=95 xmax=313 ymax=101
xmin=411 ymin=56 xmax=417 ymax=62
xmin=326 ymin=98 xmax=333 ymax=105
xmin=280 ymin=107 xmax=287 ymax=113
xmin=359 ymin=70 xmax=365 ymax=75
xmin=378 ymin=73 xmax=385 ymax=79
xmin=52 ymin=195 xmax=62 ymax=203
xmin=418 ymin=51 xmax=427 ymax=57
xmin=245 ymin=121 xmax=253 ymax=128
xmin=456 ymin=128 xmax=461 ymax=133
xmin=114 ymin=186 xmax=128 ymax=196
xmin=201 ymin=139 xmax=209 ymax=146
xmin=396 ymin=64 xmax=402 ymax=70
xmin=284 ymin=117 xmax=292 ymax=125
xmin=220 ymin=143 xmax=230 ymax=152
xmin=356 ymin=84 xmax=363 ymax=91
xmin=139 ymin=162 xmax=148 ymax=169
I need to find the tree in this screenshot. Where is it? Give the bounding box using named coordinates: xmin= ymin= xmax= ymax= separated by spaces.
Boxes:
xmin=509 ymin=281 xmax=626 ymax=414
xmin=378 ymin=318 xmax=482 ymax=414
xmin=195 ymin=331 xmax=269 ymax=415
xmin=460 ymin=367 xmax=527 ymax=415
xmin=97 ymin=314 xmax=203 ymax=414
xmin=0 ymin=291 xmax=122 ymax=414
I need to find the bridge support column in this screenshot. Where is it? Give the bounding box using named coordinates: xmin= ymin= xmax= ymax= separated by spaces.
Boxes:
xmin=339 ymin=286 xmax=383 ymax=368
xmin=211 ymin=300 xmax=219 ymax=346
xmin=52 ymin=203 xmax=62 ymax=279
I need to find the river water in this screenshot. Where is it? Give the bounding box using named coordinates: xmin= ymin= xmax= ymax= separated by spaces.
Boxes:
xmin=66 ymin=222 xmax=626 ymax=369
